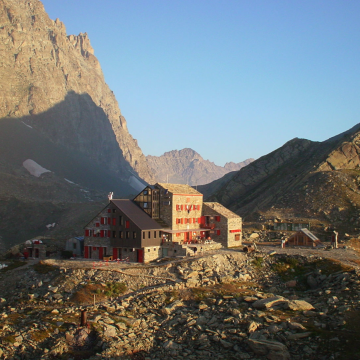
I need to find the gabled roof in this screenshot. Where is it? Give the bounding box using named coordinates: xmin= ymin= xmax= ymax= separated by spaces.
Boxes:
xmin=203 ymin=202 xmax=241 ymax=219
xmin=289 ymin=228 xmax=321 ymax=243
xmin=156 ymin=183 xmax=203 ymax=195
xmin=111 ymin=199 xmax=163 ymax=230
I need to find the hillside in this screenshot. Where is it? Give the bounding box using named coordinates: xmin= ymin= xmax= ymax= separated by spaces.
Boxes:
xmin=200 ymin=124 xmax=360 ymax=232
xmin=147 ymin=148 xmax=254 ymax=185
xmin=0 ymin=0 xmax=154 ymax=249
xmin=0 ymin=0 xmax=153 ymax=186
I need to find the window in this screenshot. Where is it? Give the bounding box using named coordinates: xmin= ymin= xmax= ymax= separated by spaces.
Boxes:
xmin=73 ymin=243 xmax=76 ymax=249
xmin=133 ymin=232 xmax=137 ymax=238
xmin=119 ymin=231 xmax=123 ymax=238
xmin=119 ymin=216 xmax=123 ymax=225
xmin=126 ymin=231 xmax=130 ymax=239
xmin=148 ymin=249 xmax=150 ymax=252
xmin=154 ymin=248 xmax=156 ymax=251
xmin=107 ymin=209 xmax=111 ymax=213
xmin=143 ymin=190 xmax=148 ymax=195
xmin=176 ymin=218 xmax=180 ymax=224
xmin=125 ymin=221 xmax=130 ymax=229
xmin=112 ymin=209 xmax=116 ymax=213
xmin=95 ymin=222 xmax=100 ymax=227
xmin=113 ymin=231 xmax=117 ymax=238
xmin=143 ymin=202 xmax=148 ymax=208
xmin=143 ymin=232 xmax=145 ymax=239
xmin=235 ymin=234 xmax=240 ymax=241
xmin=124 ymin=248 xmax=127 ymax=252
xmin=154 ymin=231 xmax=156 ymax=238
xmin=148 ymin=231 xmax=151 ymax=239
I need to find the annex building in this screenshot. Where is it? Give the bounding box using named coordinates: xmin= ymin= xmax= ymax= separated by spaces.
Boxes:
xmin=83 ymin=183 xmax=242 ymax=263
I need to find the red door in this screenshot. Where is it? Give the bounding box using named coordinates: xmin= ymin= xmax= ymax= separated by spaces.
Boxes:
xmin=184 ymin=232 xmax=189 ymax=243
xmin=99 ymin=247 xmax=104 ymax=260
xmin=84 ymin=246 xmax=89 ymax=258
xmin=137 ymin=249 xmax=144 ymax=263
xmin=113 ymin=248 xmax=118 ymax=259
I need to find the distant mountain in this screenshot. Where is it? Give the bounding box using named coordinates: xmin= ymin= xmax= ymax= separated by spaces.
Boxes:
xmin=146 ymin=148 xmax=254 ymax=186
xmin=199 ymin=124 xmax=360 ymax=233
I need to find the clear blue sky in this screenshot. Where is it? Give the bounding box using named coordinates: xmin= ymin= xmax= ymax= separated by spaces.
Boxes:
xmin=41 ymin=0 xmax=360 ymax=166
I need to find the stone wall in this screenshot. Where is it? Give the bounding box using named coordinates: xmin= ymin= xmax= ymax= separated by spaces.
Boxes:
xmin=143 ymin=246 xmax=162 ymax=262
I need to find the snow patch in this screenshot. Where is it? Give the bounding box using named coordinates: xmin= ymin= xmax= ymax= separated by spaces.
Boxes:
xmin=21 ymin=121 xmax=32 ymax=129
xmin=23 ymin=159 xmax=51 ymax=177
xmin=64 ymin=178 xmax=76 ymax=185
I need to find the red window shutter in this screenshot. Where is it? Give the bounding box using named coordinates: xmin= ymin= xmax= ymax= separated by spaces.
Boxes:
xmin=200 ymin=216 xmax=205 ymax=224
xmin=100 ymin=230 xmax=104 ymax=238
xmin=107 ymin=217 xmax=111 ymax=225
xmin=96 ymin=222 xmax=100 ymax=227
xmin=99 ymin=247 xmax=103 ymax=260
xmin=216 ymin=216 xmax=221 ymax=222
xmin=84 ymin=246 xmax=89 ymax=258
xmin=85 ymin=229 xmax=89 ymax=237
xmin=101 ymin=217 xmax=105 ymax=225
xmin=93 ymin=247 xmax=97 ymax=250
xmin=181 ymin=218 xmax=184 ymax=224
xmin=193 ymin=218 xmax=196 ymax=223
xmin=181 ymin=205 xmax=184 ymax=211
xmin=112 ymin=218 xmax=116 ymax=226
xmin=125 ymin=220 xmax=130 ymax=228
xmin=107 ymin=208 xmax=111 ymax=213
xmin=189 ymin=218 xmax=192 ymax=224
xmin=217 ymin=230 xmax=221 ymax=235
xmin=113 ymin=248 xmax=118 ymax=259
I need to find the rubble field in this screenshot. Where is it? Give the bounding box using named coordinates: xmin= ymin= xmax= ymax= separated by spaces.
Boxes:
xmin=0 ymin=249 xmax=360 ymax=360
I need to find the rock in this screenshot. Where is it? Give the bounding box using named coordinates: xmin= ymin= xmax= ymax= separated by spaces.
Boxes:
xmin=287 ymin=332 xmax=312 ymax=340
xmin=248 ymin=321 xmax=261 ymax=333
xmin=253 ymin=296 xmax=285 ymax=310
xmin=283 ymin=300 xmax=314 ymax=311
xmin=103 ymin=325 xmax=117 ymax=337
xmin=164 ymin=300 xmax=184 ymax=314
xmin=247 ymin=339 xmax=291 ymax=360
xmin=287 ymin=322 xmax=306 ymax=331
xmin=285 ymin=280 xmax=297 ymax=288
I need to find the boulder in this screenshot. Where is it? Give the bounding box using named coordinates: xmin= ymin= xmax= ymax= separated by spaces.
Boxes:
xmin=252 ymin=296 xmax=285 ymax=310
xmin=248 ymin=339 xmax=291 ymax=360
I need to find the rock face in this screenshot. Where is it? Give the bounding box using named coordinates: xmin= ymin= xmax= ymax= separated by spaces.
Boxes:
xmin=200 ymin=124 xmax=360 ymax=232
xmin=0 ymin=0 xmax=154 ymax=184
xmin=147 ymin=148 xmax=254 ymax=185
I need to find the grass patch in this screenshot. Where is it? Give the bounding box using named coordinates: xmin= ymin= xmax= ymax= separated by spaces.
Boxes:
xmin=31 ymin=329 xmax=51 ymax=342
xmin=252 ymin=257 xmax=264 ymax=268
xmin=178 ymin=282 xmax=258 ymax=303
xmin=71 ymin=282 xmax=127 ymax=305
xmin=0 ymin=260 xmax=26 ymax=273
xmin=272 ymin=257 xmax=354 ymax=290
xmin=33 ymin=261 xmax=56 ymax=274
xmin=2 ymin=335 xmax=16 ymax=344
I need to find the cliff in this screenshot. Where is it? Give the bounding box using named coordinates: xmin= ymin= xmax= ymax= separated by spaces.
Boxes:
xmin=0 ymin=0 xmax=154 ymax=185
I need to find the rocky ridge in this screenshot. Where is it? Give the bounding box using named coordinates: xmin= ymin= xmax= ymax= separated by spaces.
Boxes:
xmin=147 ymin=148 xmax=254 ymax=186
xmin=200 ymin=125 xmax=360 ymax=233
xmin=0 ymin=249 xmax=360 ymax=359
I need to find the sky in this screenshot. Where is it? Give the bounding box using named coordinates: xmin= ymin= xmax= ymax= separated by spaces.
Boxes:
xmin=41 ymin=0 xmax=360 ymax=166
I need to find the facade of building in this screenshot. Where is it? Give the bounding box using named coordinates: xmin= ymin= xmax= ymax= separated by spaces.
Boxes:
xmin=65 ymin=236 xmax=84 ymax=257
xmin=83 ymin=183 xmax=242 ymax=262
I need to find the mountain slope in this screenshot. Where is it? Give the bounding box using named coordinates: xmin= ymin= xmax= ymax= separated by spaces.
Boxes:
xmin=0 ymin=0 xmax=154 ymax=185
xmin=146 ymin=148 xmax=254 ymax=185
xmin=200 ymin=125 xmax=360 ymax=232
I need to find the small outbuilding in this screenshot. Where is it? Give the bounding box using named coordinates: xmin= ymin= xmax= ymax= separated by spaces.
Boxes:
xmin=65 ymin=236 xmax=84 ymax=257
xmin=286 ymin=228 xmax=321 ymax=247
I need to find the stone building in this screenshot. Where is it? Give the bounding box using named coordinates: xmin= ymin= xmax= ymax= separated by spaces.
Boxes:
xmin=84 ymin=183 xmax=242 ymax=262
xmin=202 ymin=202 xmax=242 ymax=247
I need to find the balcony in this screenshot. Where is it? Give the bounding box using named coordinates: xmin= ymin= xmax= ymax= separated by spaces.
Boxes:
xmin=200 ymin=223 xmax=216 ymax=229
